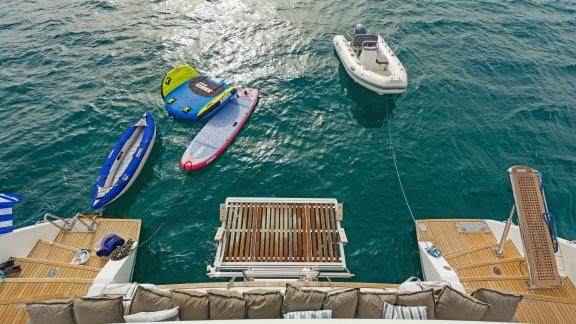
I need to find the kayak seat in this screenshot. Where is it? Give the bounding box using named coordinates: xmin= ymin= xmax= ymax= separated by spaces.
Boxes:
xmin=188 ymin=76 xmax=225 ymax=97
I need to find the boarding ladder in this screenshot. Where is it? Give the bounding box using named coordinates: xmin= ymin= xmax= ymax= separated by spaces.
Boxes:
xmin=508 ymin=166 xmax=561 ymax=288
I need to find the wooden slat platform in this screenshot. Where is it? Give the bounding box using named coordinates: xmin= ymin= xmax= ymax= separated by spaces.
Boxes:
xmin=417 ymin=218 xmax=576 ymax=323
xmin=220 ymin=201 xmax=341 ymax=263
xmin=509 ymin=165 xmax=561 ymax=288
xmin=211 ymin=198 xmax=350 ymax=278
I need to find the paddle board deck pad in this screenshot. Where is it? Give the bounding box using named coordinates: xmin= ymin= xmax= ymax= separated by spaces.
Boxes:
xmin=161 ymin=64 xmax=236 ymax=121
xmin=181 ymin=89 xmax=260 ymax=171
xmin=91 ymin=112 xmax=156 ymax=208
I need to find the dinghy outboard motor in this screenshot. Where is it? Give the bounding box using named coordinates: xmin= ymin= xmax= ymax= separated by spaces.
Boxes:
xmin=354 ymin=23 xmax=367 ymax=36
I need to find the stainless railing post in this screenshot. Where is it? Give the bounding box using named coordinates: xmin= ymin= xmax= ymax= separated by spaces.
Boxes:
xmin=496 ymin=205 xmax=516 ymax=256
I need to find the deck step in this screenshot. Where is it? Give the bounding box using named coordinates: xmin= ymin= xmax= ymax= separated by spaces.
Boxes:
xmin=447 ymin=240 xmax=521 ymax=267
xmin=462 ymin=277 xmax=576 ymax=304
xmin=8 ymin=257 xmax=100 ymax=280
xmin=445 ymin=241 xmax=500 ymax=259
xmin=455 ymin=257 xmax=528 ymax=278
xmin=54 ymin=218 xmax=141 ymax=250
xmin=0 ymin=278 xmax=92 ymax=300
xmin=27 ymin=240 xmax=107 ymax=268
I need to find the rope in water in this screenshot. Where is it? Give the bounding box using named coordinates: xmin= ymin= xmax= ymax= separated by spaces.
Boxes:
xmin=386 ymin=117 xmax=417 ymax=224
xmin=13 ymin=186 xmax=93 ymax=228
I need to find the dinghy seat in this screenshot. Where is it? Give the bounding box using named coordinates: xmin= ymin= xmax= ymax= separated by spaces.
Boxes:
xmin=352 ymin=34 xmax=378 ymax=49
xmin=188 ymin=76 xmax=225 ymax=97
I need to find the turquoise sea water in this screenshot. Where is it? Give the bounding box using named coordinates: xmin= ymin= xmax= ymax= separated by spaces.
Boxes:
xmin=1 ymin=0 xmax=575 ymax=284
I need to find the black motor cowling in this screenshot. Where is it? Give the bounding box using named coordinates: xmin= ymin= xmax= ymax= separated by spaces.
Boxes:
xmin=354 ymin=23 xmax=367 ymax=36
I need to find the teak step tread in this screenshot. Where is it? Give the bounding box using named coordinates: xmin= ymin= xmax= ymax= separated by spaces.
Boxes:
xmin=455 ymin=257 xmax=528 ymax=278
xmin=0 ymin=278 xmax=92 ymax=303
xmin=455 ymin=256 xmax=526 ymax=269
xmin=54 ymin=218 xmax=141 ymax=250
xmin=448 ymin=240 xmax=521 ymax=268
xmin=28 ymin=240 xmax=107 ymax=268
xmin=516 ymin=300 xmax=576 ymax=324
xmin=8 ymin=257 xmax=100 ymax=280
xmin=463 ymin=277 xmax=576 ymax=303
xmin=445 ymin=241 xmax=500 ymax=259
xmin=416 ymin=219 xmax=496 ymax=256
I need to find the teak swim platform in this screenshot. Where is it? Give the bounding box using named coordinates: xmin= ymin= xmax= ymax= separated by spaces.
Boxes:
xmin=209 ymin=198 xmax=351 ymax=279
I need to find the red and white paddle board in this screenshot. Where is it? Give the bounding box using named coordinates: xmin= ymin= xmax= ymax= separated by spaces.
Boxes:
xmin=180 ymin=89 xmax=259 ymax=171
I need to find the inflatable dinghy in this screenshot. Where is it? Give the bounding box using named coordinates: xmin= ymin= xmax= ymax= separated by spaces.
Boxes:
xmin=161 ymin=65 xmax=237 ymax=121
xmin=181 ymin=89 xmax=259 ymax=171
xmin=333 ymin=24 xmax=407 ymax=94
xmin=91 ymin=112 xmax=156 ymax=208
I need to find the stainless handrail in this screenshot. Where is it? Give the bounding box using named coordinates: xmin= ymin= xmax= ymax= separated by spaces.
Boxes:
xmin=75 ymin=213 xmax=99 ymax=232
xmin=44 ymin=213 xmax=72 ymax=232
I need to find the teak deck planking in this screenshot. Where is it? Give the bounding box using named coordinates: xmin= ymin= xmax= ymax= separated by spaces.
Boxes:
xmin=416 ymin=219 xmax=576 ymax=324
xmin=0 ymin=217 xmax=141 ymax=324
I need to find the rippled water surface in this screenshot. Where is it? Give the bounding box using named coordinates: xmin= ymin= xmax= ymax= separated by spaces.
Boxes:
xmin=1 ymin=0 xmax=575 ymax=284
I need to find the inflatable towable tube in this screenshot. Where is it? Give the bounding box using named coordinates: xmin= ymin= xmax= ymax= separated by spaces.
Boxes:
xmin=161 ymin=64 xmax=237 ymax=121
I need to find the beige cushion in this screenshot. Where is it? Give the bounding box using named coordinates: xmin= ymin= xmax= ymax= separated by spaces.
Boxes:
xmin=397 ymin=289 xmax=436 ymax=319
xmin=435 ymin=286 xmax=489 ymax=320
xmin=208 ymin=290 xmax=246 ymax=320
xmin=130 ymin=285 xmax=173 ymax=314
xmin=171 ymin=290 xmax=209 ymax=320
xmin=27 ymin=299 xmax=74 ymax=324
xmin=322 ymin=288 xmax=358 ymax=318
xmin=244 ymin=289 xmax=283 ymax=319
xmin=472 ymin=288 xmax=523 ymax=322
xmin=283 ymin=284 xmax=326 ymax=313
xmin=356 ymin=291 xmax=397 ymax=318
xmin=73 ymin=297 xmax=124 ymax=324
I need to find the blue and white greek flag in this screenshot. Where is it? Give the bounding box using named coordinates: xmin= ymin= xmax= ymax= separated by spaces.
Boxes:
xmin=0 ymin=193 xmax=22 ymax=235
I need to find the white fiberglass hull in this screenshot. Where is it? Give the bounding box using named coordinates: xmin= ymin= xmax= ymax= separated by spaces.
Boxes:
xmin=333 ymin=35 xmax=407 ymax=95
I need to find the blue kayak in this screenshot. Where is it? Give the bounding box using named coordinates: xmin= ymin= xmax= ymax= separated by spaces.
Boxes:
xmin=161 ymin=65 xmax=236 ymax=121
xmin=91 ymin=112 xmax=156 ymax=209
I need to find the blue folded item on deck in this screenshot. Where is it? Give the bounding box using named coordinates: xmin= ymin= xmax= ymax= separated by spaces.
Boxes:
xmin=97 ymin=234 xmax=125 ymax=257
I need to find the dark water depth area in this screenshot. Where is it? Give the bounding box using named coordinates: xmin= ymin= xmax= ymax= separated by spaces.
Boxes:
xmin=1 ymin=0 xmax=575 ymax=284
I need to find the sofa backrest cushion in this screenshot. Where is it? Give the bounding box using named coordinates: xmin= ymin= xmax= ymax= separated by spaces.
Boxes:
xmin=74 ymin=296 xmax=124 ymax=324
xmin=435 ymin=286 xmax=489 ymax=320
xmin=171 ymin=289 xmax=210 ymax=320
xmin=244 ymin=289 xmax=283 ymax=319
xmin=283 ymin=284 xmax=326 ymax=313
xmin=472 ymin=288 xmax=522 ymax=322
xmin=27 ymin=299 xmax=74 ymax=324
xmin=129 ymin=285 xmax=173 ymax=314
xmin=397 ymin=289 xmax=436 ymax=319
xmin=323 ymin=288 xmax=359 ymax=318
xmin=207 ymin=290 xmax=246 ymax=320
xmin=356 ymin=290 xmax=397 ymax=318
